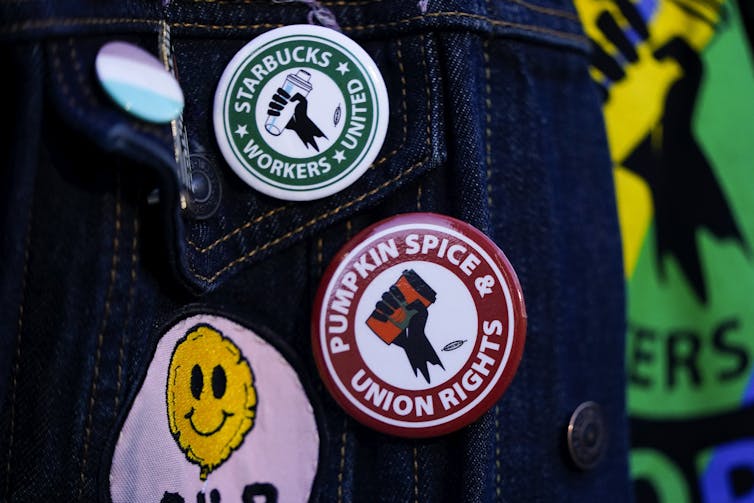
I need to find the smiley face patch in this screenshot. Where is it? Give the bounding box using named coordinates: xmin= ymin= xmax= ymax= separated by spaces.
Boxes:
xmin=108 ymin=313 xmax=321 ymax=502
xmin=166 ymin=325 xmax=257 ymax=480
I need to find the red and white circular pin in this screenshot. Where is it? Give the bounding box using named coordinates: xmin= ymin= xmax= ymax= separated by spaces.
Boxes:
xmin=311 ymin=213 xmax=526 ymax=437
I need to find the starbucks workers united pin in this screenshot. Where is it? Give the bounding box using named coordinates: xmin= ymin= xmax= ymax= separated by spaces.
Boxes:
xmin=214 ymin=25 xmax=389 ymax=201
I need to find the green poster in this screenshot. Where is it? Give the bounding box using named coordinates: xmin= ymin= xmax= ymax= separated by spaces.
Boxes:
xmin=575 ymin=0 xmax=754 ymax=500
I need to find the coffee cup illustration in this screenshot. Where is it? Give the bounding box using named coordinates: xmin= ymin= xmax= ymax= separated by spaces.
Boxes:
xmin=366 ymin=270 xmax=444 ymax=383
xmin=265 ymin=70 xmax=313 ymax=136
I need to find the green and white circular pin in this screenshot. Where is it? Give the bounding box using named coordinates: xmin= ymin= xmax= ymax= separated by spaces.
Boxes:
xmin=214 ymin=25 xmax=389 ymax=201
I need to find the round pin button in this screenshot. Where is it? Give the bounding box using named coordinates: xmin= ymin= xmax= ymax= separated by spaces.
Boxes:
xmin=95 ymin=41 xmax=184 ymax=124
xmin=311 ymin=213 xmax=527 ymax=437
xmin=213 ymin=25 xmax=389 ymax=201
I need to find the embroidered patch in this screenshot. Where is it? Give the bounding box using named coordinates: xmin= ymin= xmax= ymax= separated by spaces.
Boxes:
xmin=108 ymin=314 xmax=320 ymax=502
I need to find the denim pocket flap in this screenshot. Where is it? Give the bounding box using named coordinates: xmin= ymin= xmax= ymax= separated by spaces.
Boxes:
xmin=178 ymin=32 xmax=444 ymax=292
xmin=44 ymin=29 xmax=445 ymax=293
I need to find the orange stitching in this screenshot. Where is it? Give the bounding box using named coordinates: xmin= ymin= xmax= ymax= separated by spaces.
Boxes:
xmin=484 ymin=41 xmax=493 ymax=209
xmin=171 ymin=21 xmax=284 ymax=30
xmin=482 ymin=28 xmax=502 ymax=497
xmin=187 ymin=205 xmax=288 ymax=252
xmin=322 ymin=0 xmax=382 ymax=5
xmin=416 ymin=33 xmax=430 ymax=215
xmin=2 ymin=14 xmax=586 ymax=44
xmin=4 ymin=185 xmax=34 ymax=500
xmin=182 ymin=0 xmax=380 ymax=5
xmin=495 ymin=403 xmax=502 ymax=497
xmin=79 ymin=183 xmax=121 ymax=498
xmin=419 ymin=34 xmax=431 ymax=151
xmin=169 ymin=13 xmax=586 ymax=42
xmin=395 ymin=37 xmax=409 ymax=157
xmin=179 ymin=0 xmax=576 ymax=19
xmin=336 ymin=417 xmax=348 ymax=503
xmin=191 ymin=0 xmax=380 ymax=4
xmin=114 ymin=212 xmax=139 ymax=414
xmin=182 ymin=0 xmax=249 ymax=3
xmin=190 ymin=154 xmax=426 ymax=282
xmin=340 ymin=12 xmax=587 ymax=44
xmin=190 ymin=32 xmax=432 ymax=283
xmin=50 ymin=43 xmax=75 ymax=110
xmin=186 ymin=36 xmax=408 ymax=253
xmin=3 ymin=17 xmax=159 ymax=33
xmin=413 ymin=446 xmax=420 ymax=503
xmin=316 ymin=236 xmax=324 ymax=274
xmin=68 ymin=38 xmax=97 ymax=107
xmin=52 ymin=39 xmax=167 ymax=142
xmin=507 ymin=0 xmax=579 ymax=21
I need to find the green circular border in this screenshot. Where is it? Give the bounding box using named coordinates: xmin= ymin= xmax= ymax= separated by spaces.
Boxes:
xmin=221 ymin=34 xmax=381 ymax=192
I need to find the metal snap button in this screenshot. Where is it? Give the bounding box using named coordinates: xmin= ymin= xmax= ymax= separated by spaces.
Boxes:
xmin=567 ymin=401 xmax=607 ymax=470
xmin=186 ymin=153 xmax=222 ymax=220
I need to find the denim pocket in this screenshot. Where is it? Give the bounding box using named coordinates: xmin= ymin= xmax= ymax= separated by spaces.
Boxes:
xmin=34 ymin=30 xmax=443 ymax=294
xmin=11 ymin=0 xmax=594 ymax=295
xmin=1 ymin=1 xmax=631 ymax=501
xmin=176 ymin=31 xmax=444 ymax=292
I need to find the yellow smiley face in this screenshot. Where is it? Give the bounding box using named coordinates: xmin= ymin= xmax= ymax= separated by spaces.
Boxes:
xmin=166 ymin=324 xmax=257 ymax=480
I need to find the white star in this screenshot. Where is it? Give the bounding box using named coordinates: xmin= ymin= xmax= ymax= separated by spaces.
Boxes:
xmin=235 ymin=124 xmax=249 ymax=138
xmin=333 ymin=150 xmax=346 ymax=163
xmin=336 ymin=62 xmax=349 ymax=75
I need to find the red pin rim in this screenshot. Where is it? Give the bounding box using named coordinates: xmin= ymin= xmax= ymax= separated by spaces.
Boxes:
xmin=311 ymin=212 xmax=527 ymax=438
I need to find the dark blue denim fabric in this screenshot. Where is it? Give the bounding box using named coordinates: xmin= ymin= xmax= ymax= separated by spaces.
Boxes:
xmin=0 ymin=0 xmax=630 ymax=501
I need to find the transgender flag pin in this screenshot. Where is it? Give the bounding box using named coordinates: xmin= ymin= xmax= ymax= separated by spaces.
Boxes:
xmin=96 ymin=41 xmax=184 ymax=124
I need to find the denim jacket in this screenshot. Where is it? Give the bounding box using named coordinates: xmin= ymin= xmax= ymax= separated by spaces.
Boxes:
xmin=0 ymin=0 xmax=630 ymax=501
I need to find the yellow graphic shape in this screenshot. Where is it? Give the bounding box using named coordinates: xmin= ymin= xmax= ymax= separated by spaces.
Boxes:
xmin=614 ymin=166 xmax=654 ymax=277
xmin=574 ymin=0 xmax=721 ymax=276
xmin=167 ymin=325 xmax=257 ymax=480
